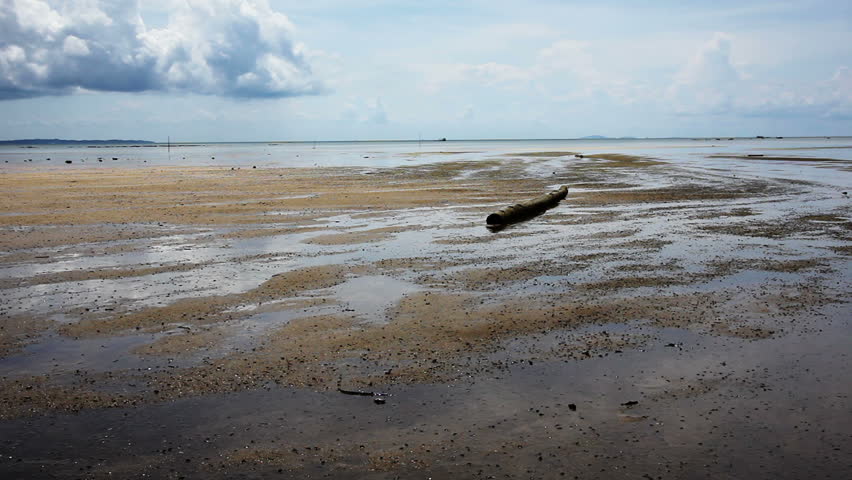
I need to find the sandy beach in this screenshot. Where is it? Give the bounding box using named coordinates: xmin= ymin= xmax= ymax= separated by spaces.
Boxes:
xmin=0 ymin=143 xmax=850 ymax=478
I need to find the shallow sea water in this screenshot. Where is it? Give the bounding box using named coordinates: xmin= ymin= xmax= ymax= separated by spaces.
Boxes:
xmin=2 ymin=136 xmax=852 ymax=169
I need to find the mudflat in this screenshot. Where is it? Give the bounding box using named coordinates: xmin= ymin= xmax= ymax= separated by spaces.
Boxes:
xmin=1 ymin=149 xmax=850 ymax=478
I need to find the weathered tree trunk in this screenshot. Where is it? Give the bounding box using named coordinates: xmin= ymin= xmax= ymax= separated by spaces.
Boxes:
xmin=486 ymin=185 xmax=569 ymax=226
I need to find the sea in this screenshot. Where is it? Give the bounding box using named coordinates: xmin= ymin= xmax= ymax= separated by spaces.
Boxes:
xmin=1 ymin=137 xmax=851 ymax=171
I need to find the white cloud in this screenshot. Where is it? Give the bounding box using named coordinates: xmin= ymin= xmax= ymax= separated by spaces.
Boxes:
xmin=0 ymin=0 xmax=324 ymax=100
xmin=674 ymin=33 xmax=741 ymax=86
xmin=367 ymin=97 xmax=387 ymax=124
xmin=667 ymin=33 xmax=743 ymax=113
xmin=468 ymin=62 xmax=531 ymax=85
xmin=535 ymin=40 xmax=594 ymax=77
xmin=415 ymin=30 xmax=851 ymax=123
xmin=339 ymin=97 xmax=388 ymax=124
xmin=419 ymin=61 xmax=532 ymax=94
xmin=666 ymin=33 xmax=852 ymax=118
xmin=823 ymin=66 xmax=852 ymax=118
xmin=416 ymin=39 xmax=647 ymax=104
xmin=62 ymin=35 xmax=90 ymax=56
xmin=533 ymin=39 xmax=650 ymax=103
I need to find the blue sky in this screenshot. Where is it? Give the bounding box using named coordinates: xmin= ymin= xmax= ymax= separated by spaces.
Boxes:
xmin=1 ymin=0 xmax=851 ymax=141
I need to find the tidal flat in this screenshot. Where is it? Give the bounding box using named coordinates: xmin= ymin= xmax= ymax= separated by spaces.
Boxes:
xmin=0 ymin=140 xmax=850 ymax=478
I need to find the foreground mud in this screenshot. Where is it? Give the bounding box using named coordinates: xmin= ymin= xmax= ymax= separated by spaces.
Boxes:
xmin=1 ymin=149 xmax=850 ymax=478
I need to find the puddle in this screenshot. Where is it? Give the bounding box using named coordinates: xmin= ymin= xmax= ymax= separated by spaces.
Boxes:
xmin=331 ymin=275 xmax=421 ymax=323
xmin=0 ymin=331 xmax=156 ymax=378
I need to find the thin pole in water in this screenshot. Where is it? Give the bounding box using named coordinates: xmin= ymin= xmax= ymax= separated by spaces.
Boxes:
xmin=167 ymin=136 xmax=171 ymax=162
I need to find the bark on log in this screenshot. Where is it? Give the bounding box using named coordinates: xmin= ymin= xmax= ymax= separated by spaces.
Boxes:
xmin=486 ymin=185 xmax=568 ymax=226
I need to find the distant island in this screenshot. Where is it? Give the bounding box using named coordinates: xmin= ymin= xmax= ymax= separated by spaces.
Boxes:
xmin=0 ymin=139 xmax=154 ymax=145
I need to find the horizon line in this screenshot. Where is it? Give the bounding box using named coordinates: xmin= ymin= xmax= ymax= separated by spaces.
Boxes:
xmin=2 ymin=135 xmax=848 ymax=145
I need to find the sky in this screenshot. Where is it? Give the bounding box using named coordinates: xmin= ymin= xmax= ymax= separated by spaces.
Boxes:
xmin=1 ymin=0 xmax=851 ymax=141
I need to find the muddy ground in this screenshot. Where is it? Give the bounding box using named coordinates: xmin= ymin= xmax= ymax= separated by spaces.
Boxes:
xmin=0 ymin=150 xmax=850 ymax=479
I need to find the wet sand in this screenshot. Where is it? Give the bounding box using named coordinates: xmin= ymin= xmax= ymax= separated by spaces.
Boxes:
xmin=1 ymin=149 xmax=850 ymax=478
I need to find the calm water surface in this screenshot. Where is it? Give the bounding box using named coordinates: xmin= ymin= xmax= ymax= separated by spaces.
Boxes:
xmin=2 ymin=137 xmax=851 ymax=169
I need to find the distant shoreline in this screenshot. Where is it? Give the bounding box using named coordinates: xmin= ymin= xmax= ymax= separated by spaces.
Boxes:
xmin=1 ymin=136 xmax=848 ymax=147
xmin=0 ymin=139 xmax=154 ymax=146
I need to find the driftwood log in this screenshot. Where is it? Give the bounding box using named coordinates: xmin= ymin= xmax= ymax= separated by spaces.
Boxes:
xmin=486 ymin=185 xmax=569 ymax=226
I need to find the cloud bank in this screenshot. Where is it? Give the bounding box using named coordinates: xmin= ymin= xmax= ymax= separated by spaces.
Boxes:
xmin=417 ymin=31 xmax=850 ymax=120
xmin=0 ymin=0 xmax=324 ymax=100
xmin=667 ymin=33 xmax=852 ymax=118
